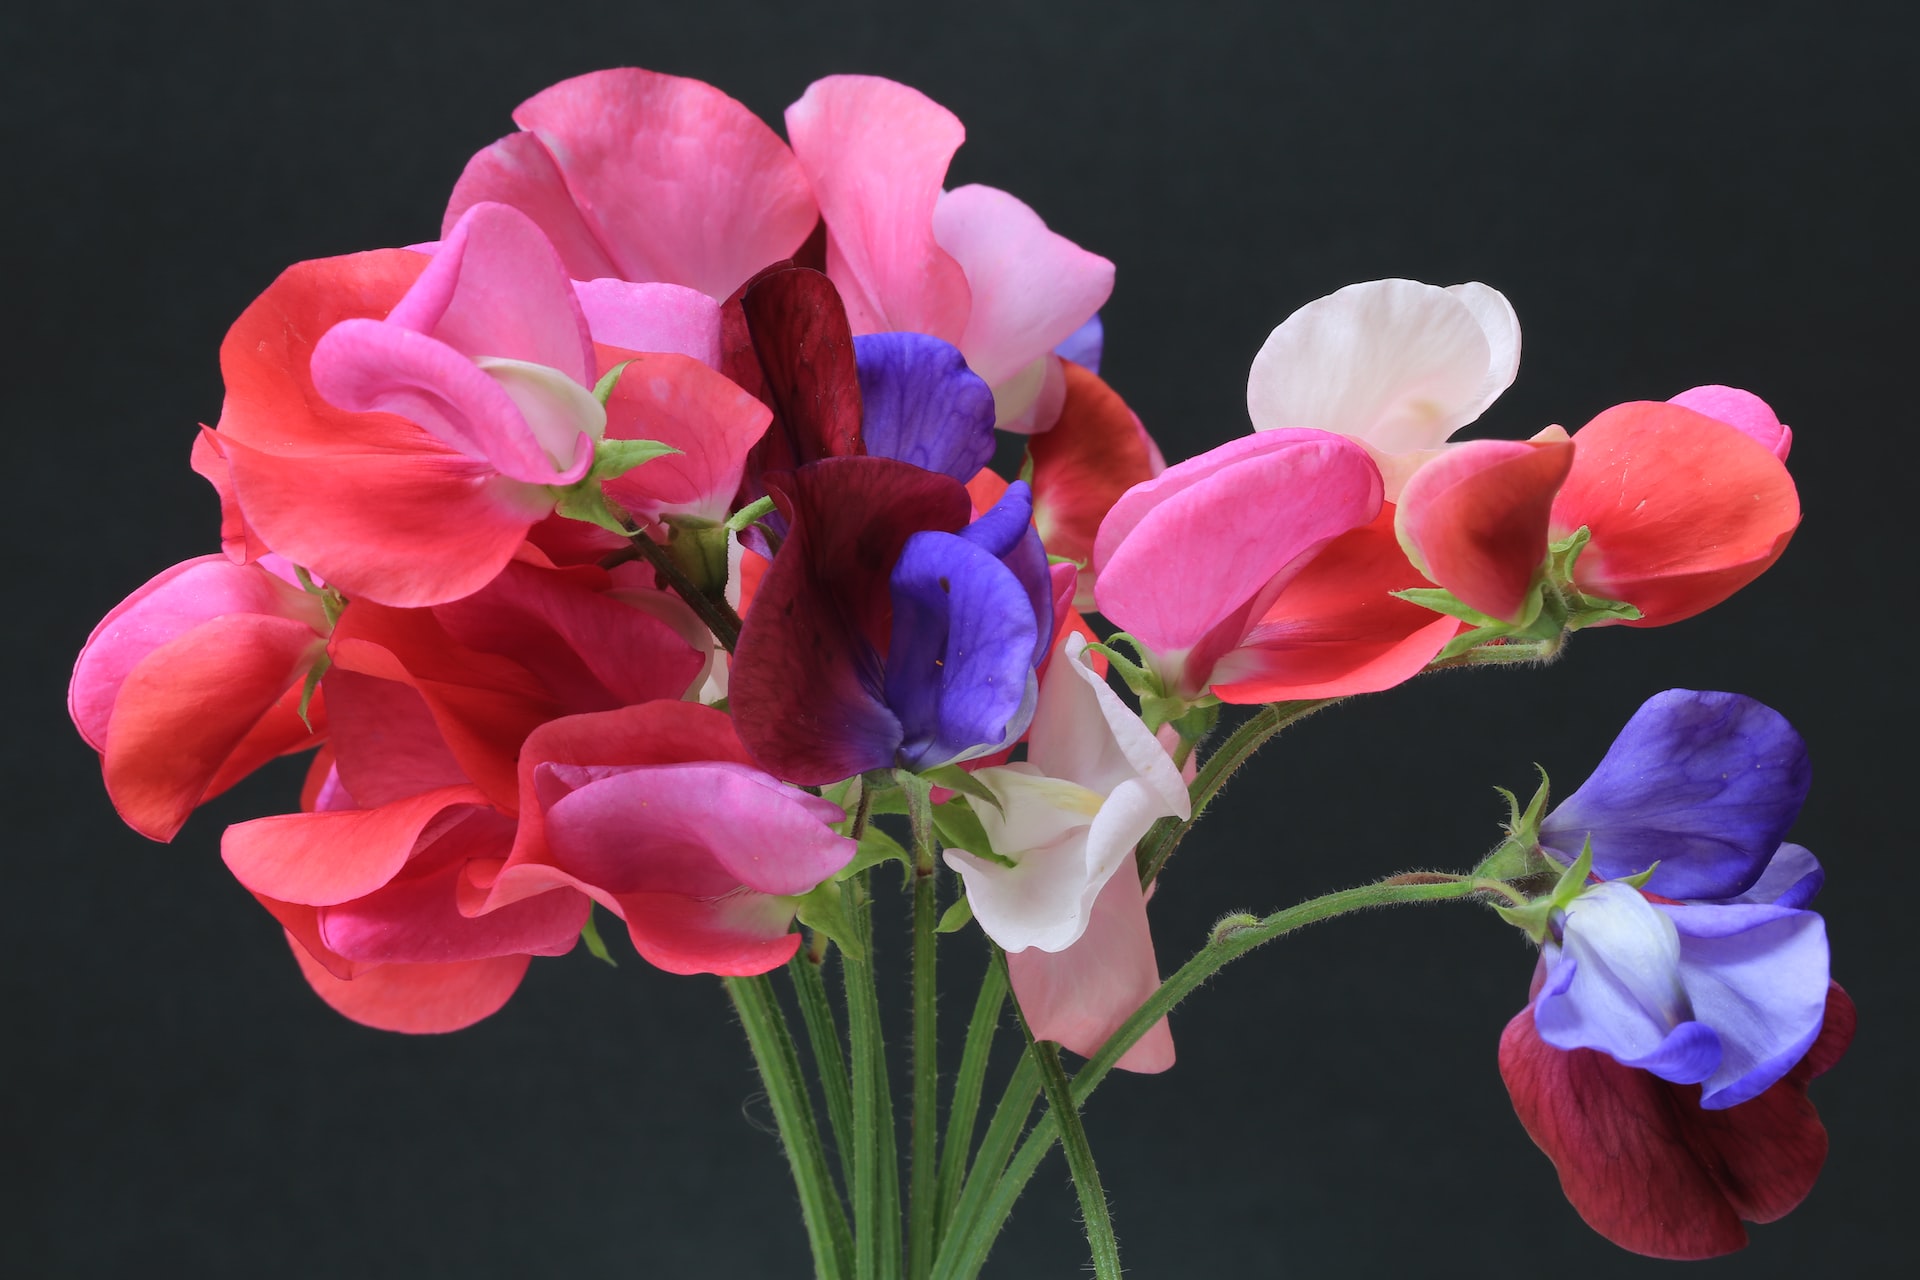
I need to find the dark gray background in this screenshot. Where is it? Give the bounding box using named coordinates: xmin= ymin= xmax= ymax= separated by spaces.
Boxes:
xmin=7 ymin=0 xmax=1912 ymax=1274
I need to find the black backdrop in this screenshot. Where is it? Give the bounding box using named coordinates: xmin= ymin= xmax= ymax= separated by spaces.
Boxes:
xmin=8 ymin=1 xmax=1914 ymax=1274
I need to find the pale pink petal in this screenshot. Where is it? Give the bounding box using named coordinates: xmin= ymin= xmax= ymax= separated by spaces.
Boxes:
xmin=390 ymin=202 xmax=595 ymax=385
xmin=1006 ymin=870 xmax=1174 ymax=1073
xmin=785 ymin=75 xmax=971 ymax=341
xmin=508 ymin=69 xmax=818 ymax=300
xmin=991 ymin=353 xmax=1069 ymax=436
xmin=931 ymin=184 xmax=1114 ymax=389
xmin=1668 ymin=384 xmax=1791 ymax=460
xmin=445 ymin=131 xmax=621 ymax=282
xmin=1094 ymin=431 xmax=1382 ymax=654
xmin=576 ymin=281 xmax=723 ymax=368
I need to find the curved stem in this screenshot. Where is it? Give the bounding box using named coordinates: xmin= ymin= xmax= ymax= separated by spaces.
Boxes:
xmin=725 ymin=974 xmax=852 ymax=1280
xmin=629 ymin=529 xmax=743 ymax=650
xmin=942 ymin=876 xmax=1498 ymax=1275
xmin=1004 ymin=950 xmax=1123 ymax=1279
xmin=1137 ymin=699 xmax=1335 ymax=886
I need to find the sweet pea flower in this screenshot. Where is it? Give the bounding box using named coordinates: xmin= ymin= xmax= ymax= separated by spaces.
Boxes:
xmin=1247 ymin=278 xmax=1520 ymax=499
xmin=227 ymin=770 xmax=590 ymax=1035
xmin=473 ymin=702 xmax=857 ymax=975
xmin=945 ymin=633 xmax=1190 ymax=1072
xmin=1497 ymin=689 xmax=1850 ymax=1258
xmin=731 ymin=458 xmax=1051 ymax=786
xmin=1390 ymin=398 xmax=1799 ymax=629
xmin=70 ymin=555 xmax=329 ymax=840
xmin=1669 ymin=383 xmax=1792 ymax=459
xmin=1094 ymin=430 xmax=1444 ymax=704
xmin=210 ymin=203 xmax=621 ymax=607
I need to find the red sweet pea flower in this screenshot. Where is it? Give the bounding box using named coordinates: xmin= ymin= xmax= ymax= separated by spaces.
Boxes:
xmin=1500 ymin=982 xmax=1854 ymax=1259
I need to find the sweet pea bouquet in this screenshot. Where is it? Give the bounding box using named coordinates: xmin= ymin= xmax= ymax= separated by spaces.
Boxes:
xmin=70 ymin=67 xmax=1847 ymax=1276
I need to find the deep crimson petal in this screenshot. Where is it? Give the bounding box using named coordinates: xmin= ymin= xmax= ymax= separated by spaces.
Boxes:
xmin=1029 ymin=362 xmax=1159 ymax=606
xmin=101 ymin=615 xmax=325 ymax=841
xmin=1552 ymin=402 xmax=1799 ymax=627
xmin=1395 ymin=438 xmax=1573 ymax=624
xmin=731 ymin=458 xmax=971 ymax=784
xmin=1210 ymin=507 xmax=1459 ymax=701
xmin=1499 ymin=982 xmax=1852 ymax=1259
xmin=223 ymin=785 xmax=490 ymax=906
xmin=741 ymin=266 xmax=865 ymax=470
xmin=287 ymin=936 xmax=531 ymax=1034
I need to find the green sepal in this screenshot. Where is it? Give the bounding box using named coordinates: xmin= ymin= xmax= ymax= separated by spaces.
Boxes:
xmin=553 ymin=482 xmax=637 ymax=535
xmin=1084 ymin=638 xmax=1160 ymax=703
xmin=297 ymin=654 xmax=330 ymax=731
xmin=1017 ymin=449 xmax=1035 ymax=486
xmin=662 ymin=516 xmax=730 ymax=594
xmin=793 ymin=879 xmax=863 ymax=961
xmin=293 ymin=565 xmax=344 ymax=627
xmin=836 ymin=824 xmax=910 ymax=879
xmin=935 ymin=896 xmax=975 ymax=934
xmin=592 ymin=359 xmax=634 ymax=406
xmin=590 ymin=437 xmax=679 ymax=483
xmin=579 ymin=904 xmax=618 ymax=967
xmin=920 ymin=764 xmax=1003 ymax=815
xmin=724 ymin=495 xmax=777 ymax=535
xmin=1566 ymin=594 xmax=1644 ymax=630
xmin=1511 ymin=581 xmax=1569 ymax=641
xmin=1168 ymin=698 xmax=1220 ymax=744
xmin=1474 ymin=766 xmax=1553 ymax=880
xmin=1617 ymin=861 xmax=1662 ymax=890
xmin=930 ymin=797 xmax=1015 ymax=868
xmin=1434 ymin=623 xmax=1512 ymax=663
xmin=1494 ymin=836 xmax=1592 ymax=943
xmin=1392 ymin=587 xmax=1505 ymax=627
xmin=1545 ymin=524 xmax=1591 ymax=581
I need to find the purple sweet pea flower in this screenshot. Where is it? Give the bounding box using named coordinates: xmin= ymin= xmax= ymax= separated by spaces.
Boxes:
xmin=854 ymin=332 xmax=997 ymax=483
xmin=1053 ymin=312 xmax=1104 ymax=374
xmin=1538 ymin=690 xmax=1811 ymax=900
xmin=886 ymin=481 xmax=1051 ymax=769
xmin=1534 ymin=855 xmax=1830 ymax=1109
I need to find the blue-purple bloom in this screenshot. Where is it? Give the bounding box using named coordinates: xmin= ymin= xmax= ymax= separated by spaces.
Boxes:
xmin=1527 ymin=690 xmax=1830 ymax=1109
xmin=1539 ymin=689 xmax=1810 ymax=900
xmin=1053 ymin=313 xmax=1104 ymax=373
xmin=854 ymin=332 xmax=997 ymax=483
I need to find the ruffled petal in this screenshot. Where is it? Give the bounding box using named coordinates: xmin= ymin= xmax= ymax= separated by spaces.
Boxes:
xmin=1665 ymin=904 xmax=1830 ymax=1108
xmin=1668 ymin=384 xmax=1790 ymax=460
xmin=853 ymin=332 xmax=995 ymax=483
xmin=576 ymin=282 xmax=722 ymax=368
xmin=1540 ymin=689 xmax=1810 ymax=900
xmin=223 ymin=785 xmax=490 ymax=906
xmin=785 ymin=76 xmax=971 ymax=342
xmin=1028 ymin=362 xmax=1159 ymax=609
xmin=599 ymin=352 xmax=773 ymax=524
xmin=288 ymin=938 xmax=531 ymax=1034
xmin=1394 ymin=438 xmax=1573 ymax=624
xmin=1552 ymin=402 xmax=1799 ymax=627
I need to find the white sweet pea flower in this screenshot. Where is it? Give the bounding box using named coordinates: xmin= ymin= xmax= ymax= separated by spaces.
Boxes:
xmin=943 ymin=633 xmax=1191 ymax=953
xmin=1246 ymin=278 xmax=1520 ymax=500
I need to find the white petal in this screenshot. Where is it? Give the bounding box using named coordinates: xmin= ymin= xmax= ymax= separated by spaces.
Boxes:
xmin=1027 ymin=634 xmax=1191 ymax=817
xmin=475 ymin=355 xmax=606 ymax=469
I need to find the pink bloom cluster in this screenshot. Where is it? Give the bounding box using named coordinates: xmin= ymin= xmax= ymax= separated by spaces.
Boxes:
xmin=69 ymin=67 xmax=1829 ymax=1261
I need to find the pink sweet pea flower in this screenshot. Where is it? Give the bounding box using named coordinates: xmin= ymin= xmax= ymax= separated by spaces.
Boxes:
xmin=211 ymin=203 xmax=612 ymax=608
xmin=1669 ymin=384 xmax=1791 ymax=460
xmin=70 ymin=555 xmax=329 ymax=841
xmin=474 ymin=702 xmax=856 ymax=976
xmin=1394 ymin=437 xmax=1577 ymax=624
xmin=944 ymin=633 xmax=1188 ymax=1072
xmin=447 ymin=69 xmax=819 ymax=303
xmin=227 ymin=775 xmax=589 ymax=1035
xmin=1093 ymin=431 xmax=1386 ymax=700
xmin=786 ymin=75 xmax=1114 ymax=434
xmin=1247 ymin=278 xmax=1520 ymax=499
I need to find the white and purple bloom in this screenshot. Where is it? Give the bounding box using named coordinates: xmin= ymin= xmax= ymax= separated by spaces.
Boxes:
xmin=1499 ymin=690 xmax=1851 ymax=1260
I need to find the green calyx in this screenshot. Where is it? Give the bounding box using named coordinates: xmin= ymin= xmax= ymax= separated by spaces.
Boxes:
xmin=552 ymin=435 xmax=681 ymax=535
xmin=1493 ymin=837 xmax=1592 ymax=943
xmin=1401 ymin=526 xmax=1642 ymax=665
xmin=662 ymin=516 xmax=731 ymax=595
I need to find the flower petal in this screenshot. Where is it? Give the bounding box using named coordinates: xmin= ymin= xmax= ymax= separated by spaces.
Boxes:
xmin=223 ymin=785 xmax=490 ymax=906
xmin=576 ymin=281 xmax=723 ymax=368
xmin=854 ymin=332 xmax=995 ymax=483
xmin=1028 ymin=362 xmax=1160 ymax=609
xmin=1668 ymin=385 xmax=1790 ymax=460
xmin=600 ymin=352 xmax=773 ymax=525
xmin=287 ymin=938 xmax=531 ymax=1034
xmin=1394 ymin=438 xmax=1573 ymax=624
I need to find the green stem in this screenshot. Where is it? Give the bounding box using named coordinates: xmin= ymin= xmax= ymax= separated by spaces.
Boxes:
xmin=724 ymin=974 xmax=852 ymax=1280
xmin=845 ymin=870 xmax=902 ymax=1279
xmin=789 ymin=950 xmax=858 ymax=1196
xmin=1005 ymin=951 xmax=1123 ymax=1279
xmin=1137 ymin=699 xmax=1335 ymax=886
xmin=901 ymin=775 xmax=941 ymax=1280
xmin=930 ymin=1052 xmax=1039 ymax=1280
xmin=932 ymin=958 xmax=1007 ymax=1252
xmin=628 ymin=529 xmax=743 ymax=650
xmin=941 ymin=876 xmax=1499 ymax=1277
